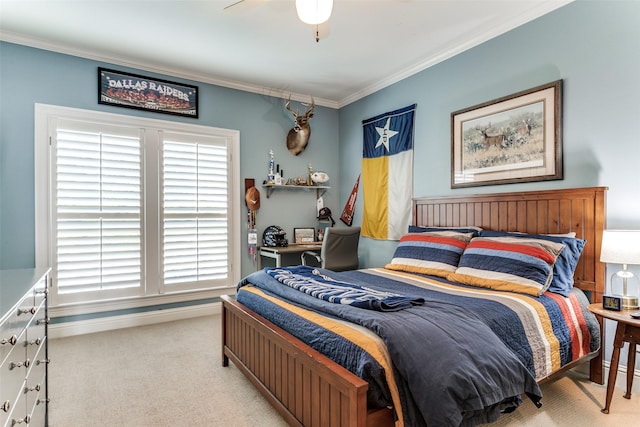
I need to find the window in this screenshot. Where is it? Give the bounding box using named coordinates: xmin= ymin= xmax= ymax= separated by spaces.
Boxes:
xmin=161 ymin=134 xmax=230 ymax=291
xmin=35 ymin=105 xmax=240 ymax=311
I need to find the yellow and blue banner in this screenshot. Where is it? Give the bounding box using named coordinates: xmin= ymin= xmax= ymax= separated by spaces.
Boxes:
xmin=362 ymin=104 xmax=416 ymax=240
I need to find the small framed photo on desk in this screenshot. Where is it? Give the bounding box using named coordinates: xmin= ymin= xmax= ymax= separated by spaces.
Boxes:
xmin=294 ymin=227 xmax=315 ymax=243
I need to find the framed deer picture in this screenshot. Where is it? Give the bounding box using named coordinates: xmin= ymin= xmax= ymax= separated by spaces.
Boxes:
xmin=451 ymin=80 xmax=562 ymax=188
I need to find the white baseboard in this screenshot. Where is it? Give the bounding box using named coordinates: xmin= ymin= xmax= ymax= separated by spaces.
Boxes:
xmin=49 ymin=302 xmax=221 ymax=339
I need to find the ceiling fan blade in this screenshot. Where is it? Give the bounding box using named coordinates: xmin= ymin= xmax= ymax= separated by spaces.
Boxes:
xmin=224 ymin=0 xmax=245 ymax=10
xmin=224 ymin=0 xmax=270 ymax=13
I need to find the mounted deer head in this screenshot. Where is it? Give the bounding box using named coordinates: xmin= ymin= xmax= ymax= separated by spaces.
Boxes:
xmin=285 ymin=96 xmax=315 ymax=156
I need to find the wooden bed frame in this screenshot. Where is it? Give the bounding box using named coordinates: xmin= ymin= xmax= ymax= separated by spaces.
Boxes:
xmin=222 ymin=186 xmax=607 ymax=427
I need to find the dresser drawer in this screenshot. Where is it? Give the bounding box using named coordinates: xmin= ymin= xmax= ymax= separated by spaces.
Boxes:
xmin=30 ymin=276 xmax=48 ymax=309
xmin=0 ymin=268 xmax=50 ymax=427
xmin=26 ymin=367 xmax=46 ymax=426
xmin=25 ymin=302 xmax=46 ymax=374
xmin=0 ymin=345 xmax=26 ymax=427
xmin=5 ymin=384 xmax=29 ymax=427
xmin=0 ymin=293 xmax=32 ymax=367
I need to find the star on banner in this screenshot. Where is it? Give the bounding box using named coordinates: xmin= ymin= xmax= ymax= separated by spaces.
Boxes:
xmin=374 ymin=118 xmax=399 ymax=151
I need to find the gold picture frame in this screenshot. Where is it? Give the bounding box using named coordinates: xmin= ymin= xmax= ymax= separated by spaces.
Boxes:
xmin=451 ymin=80 xmax=562 ymax=188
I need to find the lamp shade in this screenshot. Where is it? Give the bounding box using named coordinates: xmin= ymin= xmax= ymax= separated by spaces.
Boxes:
xmin=296 ymin=0 xmax=333 ymax=25
xmin=600 ymin=230 xmax=640 ymax=265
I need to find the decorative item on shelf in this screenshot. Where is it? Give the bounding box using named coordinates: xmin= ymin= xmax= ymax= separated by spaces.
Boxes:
xmin=267 ymin=150 xmax=276 ymax=184
xmin=275 ymin=163 xmax=284 ymax=185
xmin=600 ymin=230 xmax=640 ymax=309
xmin=307 ymin=163 xmax=314 ymax=186
xmin=311 ymin=171 xmax=329 ymax=185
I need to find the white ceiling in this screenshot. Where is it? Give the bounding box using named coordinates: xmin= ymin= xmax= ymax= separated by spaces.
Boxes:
xmin=0 ymin=0 xmax=572 ymax=108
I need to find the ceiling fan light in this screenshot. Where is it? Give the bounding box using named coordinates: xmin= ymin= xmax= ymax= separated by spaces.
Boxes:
xmin=296 ymin=0 xmax=333 ymax=25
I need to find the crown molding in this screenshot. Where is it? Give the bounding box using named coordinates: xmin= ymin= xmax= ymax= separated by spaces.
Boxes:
xmin=1 ymin=1 xmax=571 ymax=110
xmin=0 ymin=30 xmax=340 ymax=109
xmin=336 ymin=1 xmax=573 ymax=108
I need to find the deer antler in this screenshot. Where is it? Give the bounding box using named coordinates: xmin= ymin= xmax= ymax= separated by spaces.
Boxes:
xmin=285 ymin=96 xmax=296 ymax=114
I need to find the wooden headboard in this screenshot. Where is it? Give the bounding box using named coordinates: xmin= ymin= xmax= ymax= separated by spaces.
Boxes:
xmin=413 ymin=187 xmax=607 ymax=302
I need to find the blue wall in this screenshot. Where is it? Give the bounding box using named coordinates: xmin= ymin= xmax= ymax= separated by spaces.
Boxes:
xmin=4 ymin=1 xmax=638 ymax=277
xmin=0 ymin=43 xmax=339 ymax=279
xmin=1 ymin=0 xmax=639 ymax=364
xmin=337 ymin=0 xmax=640 ymax=367
xmin=340 ymin=0 xmax=640 ymax=269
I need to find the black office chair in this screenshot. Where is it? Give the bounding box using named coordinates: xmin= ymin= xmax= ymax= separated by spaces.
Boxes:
xmin=301 ymin=227 xmax=361 ymax=272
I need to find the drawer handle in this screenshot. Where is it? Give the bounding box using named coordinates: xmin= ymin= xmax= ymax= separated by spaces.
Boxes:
xmin=35 ymin=288 xmax=48 ymax=295
xmin=36 ymin=317 xmax=50 ymax=325
xmin=28 ymin=338 xmax=42 ymax=346
xmin=9 ymin=359 xmax=30 ymax=370
xmin=36 ymin=358 xmax=51 ymax=365
xmin=1 ymin=335 xmax=18 ymax=346
xmin=11 ymin=415 xmax=31 ymax=425
xmin=17 ymin=306 xmax=36 ymax=315
xmin=37 ymin=398 xmax=50 ymax=405
xmin=24 ymin=384 xmax=41 ymax=393
xmin=1 ymin=400 xmax=10 ymax=413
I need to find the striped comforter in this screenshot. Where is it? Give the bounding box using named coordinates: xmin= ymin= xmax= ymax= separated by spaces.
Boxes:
xmin=236 ymin=267 xmax=599 ymax=427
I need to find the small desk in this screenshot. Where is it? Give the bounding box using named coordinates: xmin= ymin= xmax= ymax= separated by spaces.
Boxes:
xmin=587 ymin=303 xmax=640 ymax=414
xmin=258 ymin=243 xmax=322 ymax=269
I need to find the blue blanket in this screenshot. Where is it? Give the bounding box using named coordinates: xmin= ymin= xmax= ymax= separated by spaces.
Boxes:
xmin=266 ymin=266 xmax=424 ymax=311
xmin=238 ymin=267 xmax=547 ymax=426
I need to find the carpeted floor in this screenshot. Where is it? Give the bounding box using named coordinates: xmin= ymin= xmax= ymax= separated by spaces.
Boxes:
xmin=48 ymin=314 xmax=639 ymax=426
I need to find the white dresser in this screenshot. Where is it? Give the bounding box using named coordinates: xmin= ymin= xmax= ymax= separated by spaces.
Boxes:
xmin=1 ymin=268 xmax=50 ymax=427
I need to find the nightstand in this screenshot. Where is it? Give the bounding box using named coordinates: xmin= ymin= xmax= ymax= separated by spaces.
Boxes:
xmin=587 ymin=303 xmax=640 ymax=414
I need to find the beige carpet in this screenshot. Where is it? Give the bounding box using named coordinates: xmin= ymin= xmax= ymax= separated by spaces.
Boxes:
xmin=49 ymin=314 xmax=640 ymax=426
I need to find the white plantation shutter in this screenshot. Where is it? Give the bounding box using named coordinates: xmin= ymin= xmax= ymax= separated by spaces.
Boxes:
xmin=39 ymin=105 xmax=238 ymax=308
xmin=162 ymin=136 xmax=229 ymax=286
xmin=54 ymin=121 xmax=142 ymax=296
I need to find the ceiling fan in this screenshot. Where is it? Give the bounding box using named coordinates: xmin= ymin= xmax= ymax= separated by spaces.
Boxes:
xmin=224 ymin=0 xmax=333 ymax=42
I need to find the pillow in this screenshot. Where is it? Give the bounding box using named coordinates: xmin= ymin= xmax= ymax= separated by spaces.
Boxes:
xmin=479 ymin=230 xmax=586 ymax=297
xmin=447 ymin=236 xmax=565 ymax=296
xmin=385 ymin=231 xmax=475 ymax=278
xmin=408 ymin=225 xmax=482 ymax=236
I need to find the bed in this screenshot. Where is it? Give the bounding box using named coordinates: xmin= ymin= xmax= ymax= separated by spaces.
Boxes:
xmin=221 ymin=186 xmax=607 ymax=426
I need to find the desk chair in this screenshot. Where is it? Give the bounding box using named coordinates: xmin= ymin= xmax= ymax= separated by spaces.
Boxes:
xmin=301 ymin=227 xmax=361 ymax=272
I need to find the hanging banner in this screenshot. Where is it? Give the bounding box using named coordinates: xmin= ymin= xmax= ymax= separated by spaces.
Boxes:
xmin=362 ymin=104 xmax=416 ymax=240
xmin=340 ymin=174 xmax=360 ymax=226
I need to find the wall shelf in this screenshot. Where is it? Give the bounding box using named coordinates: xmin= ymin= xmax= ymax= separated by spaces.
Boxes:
xmin=262 ymin=184 xmax=329 ymax=199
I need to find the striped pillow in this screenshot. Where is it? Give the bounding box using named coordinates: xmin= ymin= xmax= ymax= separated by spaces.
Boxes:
xmin=447 ymin=236 xmax=565 ymax=296
xmin=385 ymin=231 xmax=474 ymax=277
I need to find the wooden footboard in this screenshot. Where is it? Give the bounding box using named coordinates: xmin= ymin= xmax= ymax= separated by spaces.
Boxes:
xmin=221 ymin=295 xmax=395 ymax=427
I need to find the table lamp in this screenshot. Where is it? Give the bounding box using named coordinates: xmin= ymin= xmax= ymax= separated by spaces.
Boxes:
xmin=600 ymin=230 xmax=640 ymax=309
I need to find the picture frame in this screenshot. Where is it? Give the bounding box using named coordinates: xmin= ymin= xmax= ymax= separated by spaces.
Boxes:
xmin=98 ymin=67 xmax=198 ymax=118
xmin=451 ymin=80 xmax=562 ymax=188
xmin=294 ymin=227 xmax=316 ymax=244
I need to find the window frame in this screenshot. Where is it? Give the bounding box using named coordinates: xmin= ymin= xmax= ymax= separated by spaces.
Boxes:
xmin=35 ymin=104 xmax=241 ymax=315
